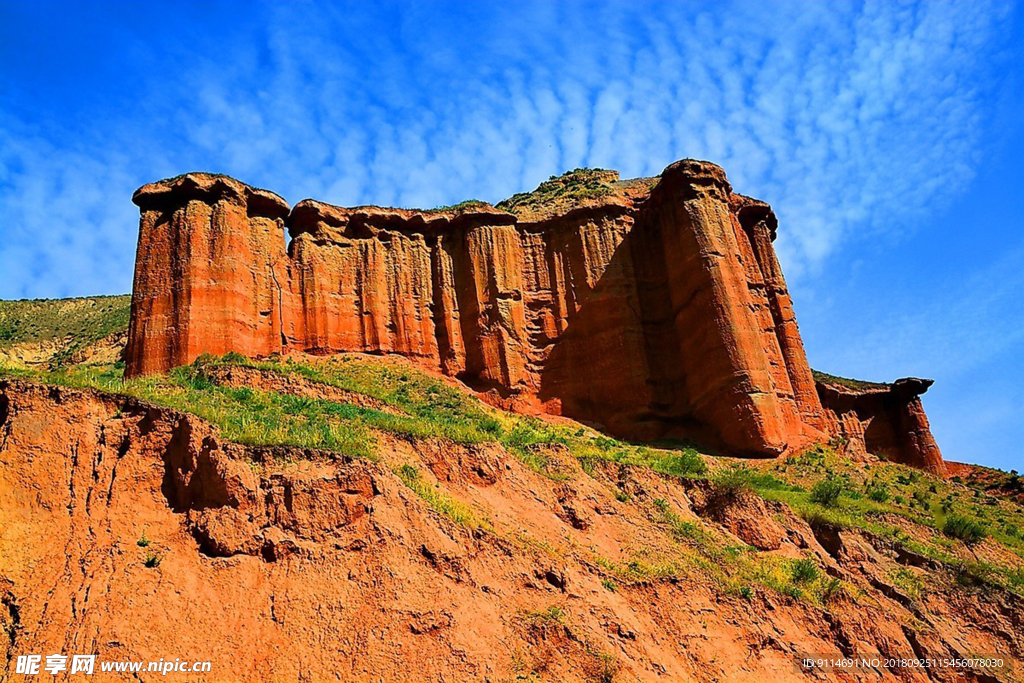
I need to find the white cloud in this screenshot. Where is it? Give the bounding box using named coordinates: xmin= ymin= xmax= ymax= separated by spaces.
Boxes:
xmin=0 ymin=0 xmax=1013 ymax=297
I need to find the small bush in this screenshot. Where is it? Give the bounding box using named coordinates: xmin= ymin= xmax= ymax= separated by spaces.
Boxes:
xmin=791 ymin=558 xmax=819 ymax=584
xmin=867 ymin=486 xmax=890 ymax=503
xmin=714 ymin=466 xmax=755 ymax=498
xmin=501 ymin=420 xmax=566 ymax=457
xmin=739 ymin=586 xmax=753 ymax=600
xmin=601 ymin=578 xmax=617 ymax=592
xmin=819 ymin=577 xmax=843 ymax=603
xmin=953 ymin=561 xmax=996 ymax=588
xmin=798 ymin=505 xmax=851 ymax=530
xmin=809 ymin=478 xmax=843 ymax=508
xmin=144 ymin=552 xmax=162 ymax=568
xmin=891 ymin=568 xmax=923 ymax=599
xmin=943 ymin=514 xmax=986 ymax=545
xmin=137 ymin=532 xmax=151 ymax=548
xmin=651 ymin=449 xmax=707 ymax=478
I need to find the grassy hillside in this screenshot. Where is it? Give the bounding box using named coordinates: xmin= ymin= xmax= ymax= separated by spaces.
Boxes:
xmin=0 ymin=295 xmax=130 ymax=366
xmin=3 ymin=351 xmax=1022 ymax=603
xmin=0 ymin=295 xmax=131 ymax=345
xmin=0 ymin=298 xmax=1021 ymax=604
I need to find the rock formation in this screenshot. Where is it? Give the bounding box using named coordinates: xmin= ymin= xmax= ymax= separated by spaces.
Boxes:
xmin=816 ymin=374 xmax=946 ymax=475
xmin=124 ymin=160 xmax=940 ymax=467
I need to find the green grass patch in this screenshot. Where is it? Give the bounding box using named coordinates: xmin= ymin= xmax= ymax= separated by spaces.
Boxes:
xmin=790 ymin=558 xmax=819 ymax=583
xmin=522 ymin=605 xmax=565 ymax=624
xmin=943 ymin=514 xmax=987 ymax=546
xmin=809 ymin=477 xmax=843 ymax=508
xmin=0 ymin=295 xmax=130 ymax=346
xmin=218 ymin=355 xmax=504 ymax=443
xmin=891 ymin=568 xmax=924 ymax=600
xmin=431 ymin=199 xmax=491 ymax=212
xmin=811 ymin=370 xmax=888 ymax=391
xmin=395 ymin=464 xmax=487 ymax=529
xmin=497 ymin=168 xmax=616 ymax=215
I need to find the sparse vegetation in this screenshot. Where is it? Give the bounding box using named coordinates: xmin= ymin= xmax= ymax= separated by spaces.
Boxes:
xmin=0 ymin=295 xmax=131 ymax=368
xmin=523 ymin=605 xmax=565 ymax=624
xmin=395 ymin=464 xmax=487 ymax=530
xmin=811 ymin=370 xmax=888 ymax=392
xmin=790 ymin=558 xmax=819 ymax=584
xmin=144 ymin=551 xmax=162 ymax=568
xmin=0 ymin=354 xmax=512 ymax=459
xmin=943 ymin=514 xmax=987 ymax=546
xmin=713 ymin=465 xmax=756 ymax=498
xmin=819 ymin=577 xmax=843 ymax=603
xmin=431 ymin=199 xmax=490 ymax=213
xmin=500 ymin=419 xmax=568 ymax=473
xmin=891 ymin=568 xmax=924 ymax=600
xmin=648 ymin=447 xmax=708 ymax=478
xmin=497 ymin=168 xmax=616 ymax=216
xmin=867 ymin=485 xmax=890 ymax=502
xmin=4 ymin=324 xmax=1024 ymax=607
xmin=809 ymin=477 xmax=843 ymax=508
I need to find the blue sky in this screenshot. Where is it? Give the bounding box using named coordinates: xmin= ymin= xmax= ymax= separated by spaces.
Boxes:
xmin=1 ymin=0 xmax=1021 ymax=470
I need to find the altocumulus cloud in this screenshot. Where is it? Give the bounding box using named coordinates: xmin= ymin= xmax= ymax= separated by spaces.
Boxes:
xmin=0 ymin=0 xmax=1014 ymax=298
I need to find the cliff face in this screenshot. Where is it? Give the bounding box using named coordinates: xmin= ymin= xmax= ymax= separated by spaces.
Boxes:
xmin=816 ymin=375 xmax=946 ymax=475
xmin=127 ymin=175 xmax=290 ymax=376
xmin=124 ymin=160 xmax=932 ymax=465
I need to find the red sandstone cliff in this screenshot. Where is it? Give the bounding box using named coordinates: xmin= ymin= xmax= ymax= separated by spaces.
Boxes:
xmin=815 ymin=374 xmax=946 ymax=475
xmin=126 ymin=161 xmax=831 ymax=458
xmin=124 ymin=160 xmax=942 ymax=470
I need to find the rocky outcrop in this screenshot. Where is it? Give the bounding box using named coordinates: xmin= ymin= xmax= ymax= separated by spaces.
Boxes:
xmin=127 ymin=174 xmax=290 ymax=376
xmin=126 ymin=160 xmax=880 ymax=458
xmin=816 ymin=374 xmax=946 ymax=475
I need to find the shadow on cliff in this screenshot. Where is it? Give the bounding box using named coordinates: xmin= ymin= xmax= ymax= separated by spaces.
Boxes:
xmin=536 ymin=212 xmax=715 ymax=451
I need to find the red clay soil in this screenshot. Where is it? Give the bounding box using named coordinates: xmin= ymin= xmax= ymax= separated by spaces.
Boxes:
xmin=1 ymin=378 xmax=1020 ymax=682
xmin=946 ymin=461 xmax=1024 ymax=504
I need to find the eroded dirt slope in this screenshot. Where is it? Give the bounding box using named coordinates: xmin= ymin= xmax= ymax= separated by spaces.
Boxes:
xmin=0 ymin=376 xmax=1021 ymax=682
